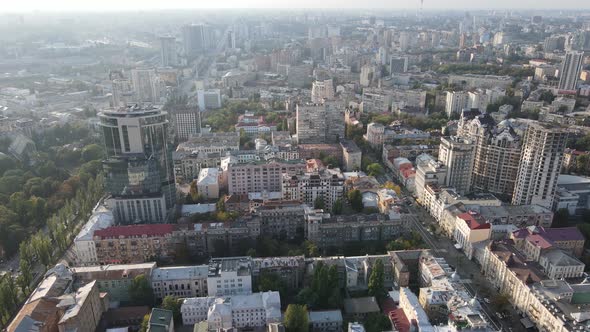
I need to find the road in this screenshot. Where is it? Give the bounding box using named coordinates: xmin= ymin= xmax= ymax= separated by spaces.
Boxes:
xmin=375 ymin=171 xmax=520 ymax=331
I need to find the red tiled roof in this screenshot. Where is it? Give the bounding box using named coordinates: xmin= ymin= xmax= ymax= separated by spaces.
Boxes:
xmin=94 ymin=224 xmax=175 ymax=239
xmin=526 ymin=234 xmax=553 ymax=249
xmin=458 ymin=212 xmax=491 ymax=230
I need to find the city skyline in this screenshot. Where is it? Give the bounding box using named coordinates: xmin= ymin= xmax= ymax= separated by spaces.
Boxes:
xmin=1 ymin=0 xmax=589 ymax=12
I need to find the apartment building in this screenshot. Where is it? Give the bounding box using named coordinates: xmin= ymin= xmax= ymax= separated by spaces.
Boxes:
xmin=438 ymin=136 xmax=475 ymax=195
xmin=228 ymin=160 xmax=306 ymax=195
xmin=93 ymin=224 xmax=175 ymax=264
xmin=207 ymin=257 xmax=253 ymax=296
xmin=151 ymin=265 xmax=209 ymax=301
xmin=282 ymin=168 xmax=345 ymax=212
xmin=251 ymin=200 xmax=307 ymax=240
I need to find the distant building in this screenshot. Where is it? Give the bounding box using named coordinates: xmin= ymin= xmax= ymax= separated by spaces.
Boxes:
xmin=130 ymin=68 xmax=162 ymax=103
xmin=558 ymin=51 xmax=584 ymax=91
xmin=169 ymin=107 xmax=201 ymax=141
xmin=296 ymin=103 xmax=344 ymax=144
xmin=160 ymin=36 xmax=178 ymax=67
xmin=197 ymin=89 xmax=222 ymax=110
xmin=183 ymin=24 xmax=214 ymax=56
xmin=445 ymin=91 xmax=469 ymax=117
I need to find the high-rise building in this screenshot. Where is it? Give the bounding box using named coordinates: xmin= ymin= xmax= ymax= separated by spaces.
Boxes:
xmin=438 ymin=136 xmax=475 ymax=195
xmin=558 ymin=51 xmax=584 ymax=91
xmin=390 ymin=56 xmax=409 ymax=74
xmin=99 ymin=104 xmax=176 ymax=224
xmin=169 ymin=107 xmax=201 ymax=141
xmin=311 ymin=79 xmax=335 ymax=103
xmin=360 ymin=64 xmax=377 ymax=87
xmin=296 ymin=103 xmax=344 ymax=144
xmin=182 ymin=24 xmax=213 ymax=56
xmin=512 ymin=123 xmax=568 ymax=209
xmin=111 ymin=78 xmax=134 ymax=107
xmin=130 ymin=69 xmax=162 ymax=103
xmin=445 ymin=91 xmax=469 ymax=118
xmin=160 ymin=36 xmax=178 ymax=67
xmin=197 ymin=89 xmax=222 ymax=110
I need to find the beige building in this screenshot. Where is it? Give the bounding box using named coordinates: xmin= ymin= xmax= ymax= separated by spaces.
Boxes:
xmin=93 ymin=224 xmax=175 ymax=264
xmin=57 ymin=281 xmax=108 ymax=332
xmin=340 ymin=139 xmax=362 ymax=171
xmin=228 ymin=160 xmax=305 ymax=195
xmin=282 ymin=169 xmax=345 ymax=212
xmin=197 ymin=167 xmax=220 ymax=199
xmin=438 ymin=136 xmax=475 ymax=195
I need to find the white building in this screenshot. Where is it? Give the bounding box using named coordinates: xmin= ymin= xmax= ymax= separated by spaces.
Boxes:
xmin=415 ymin=155 xmax=447 ymax=204
xmin=151 ymin=265 xmax=209 ymax=301
xmin=207 ymin=257 xmax=253 ymax=296
xmin=197 ymin=168 xmax=220 ymax=199
xmin=311 ymin=79 xmax=335 ymax=103
xmin=181 ymin=291 xmax=281 ymax=328
xmin=438 ymin=136 xmax=475 ymax=195
xmin=130 ymin=68 xmax=162 ymax=104
xmin=558 ymin=51 xmax=584 ymax=91
xmin=197 ymin=89 xmax=222 ymax=111
xmin=445 ymin=91 xmax=469 ymax=118
xmin=73 ymin=205 xmax=114 ymax=266
xmin=282 ymin=169 xmax=345 ymax=212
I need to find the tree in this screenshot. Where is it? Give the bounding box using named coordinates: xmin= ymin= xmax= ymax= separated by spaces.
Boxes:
xmin=30 ymin=232 xmax=52 ymax=267
xmin=314 ymin=196 xmax=325 ymax=210
xmin=81 ymin=144 xmax=105 ymax=162
xmin=366 ymin=163 xmax=384 ymax=177
xmin=383 ymin=181 xmax=401 ymax=196
xmin=553 ymin=209 xmax=570 ymax=228
xmin=332 ymin=199 xmax=343 ymax=215
xmin=129 ymin=274 xmax=154 ymax=306
xmin=258 ymin=271 xmax=288 ymax=298
xmin=139 ymin=314 xmax=150 ymax=332
xmin=368 ymin=259 xmax=386 ymax=300
xmin=284 ymin=304 xmax=309 ymax=332
xmin=348 ymin=189 xmax=364 ymax=212
xmin=161 ymin=296 xmax=182 ymax=325
xmin=364 ymin=313 xmax=391 ymax=332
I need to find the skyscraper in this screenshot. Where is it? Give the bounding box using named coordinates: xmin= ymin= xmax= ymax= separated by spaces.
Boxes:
xmin=160 ymin=36 xmax=178 ymax=67
xmin=182 ymin=24 xmax=213 ymax=57
xmin=445 ymin=91 xmax=469 ymax=118
xmin=558 ymin=51 xmax=584 ymax=91
xmin=99 ymin=104 xmax=176 ymax=224
xmin=512 ymin=123 xmax=568 ymax=210
xmin=130 ymin=69 xmax=162 ymax=103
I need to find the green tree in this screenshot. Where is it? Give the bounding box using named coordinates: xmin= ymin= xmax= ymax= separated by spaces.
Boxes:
xmin=366 ymin=163 xmax=384 ymax=177
xmin=258 ymin=271 xmax=288 ymax=298
xmin=553 ymin=209 xmax=570 ymax=228
xmin=368 ymin=259 xmax=386 ymax=300
xmin=139 ymin=314 xmax=150 ymax=332
xmin=284 ymin=304 xmax=309 ymax=332
xmin=129 ymin=274 xmax=154 ymax=306
xmin=314 ymin=196 xmax=325 ymax=210
xmin=30 ymin=231 xmax=52 ymax=267
xmin=364 ymin=313 xmax=391 ymax=332
xmin=347 ymin=189 xmax=364 ymax=212
xmin=81 ymin=144 xmax=105 ymax=162
xmin=161 ymin=296 xmax=182 ymax=325
xmin=332 ymin=199 xmax=343 ymax=215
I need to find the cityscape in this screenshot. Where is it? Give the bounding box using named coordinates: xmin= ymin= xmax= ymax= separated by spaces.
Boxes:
xmin=1 ymin=2 xmax=590 ymax=332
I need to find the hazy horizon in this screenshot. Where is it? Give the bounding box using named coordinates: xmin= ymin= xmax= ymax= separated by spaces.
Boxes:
xmin=1 ymin=0 xmax=589 ymax=13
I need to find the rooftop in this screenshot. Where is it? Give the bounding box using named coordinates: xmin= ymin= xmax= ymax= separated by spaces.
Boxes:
xmin=309 ymin=310 xmax=343 ymax=323
xmin=72 ymin=262 xmax=156 ymax=281
xmin=344 ymin=297 xmax=380 ymax=314
xmin=94 ymin=224 xmax=175 ymax=239
xmin=148 ymin=308 xmax=174 ymax=332
xmin=208 ymin=257 xmax=252 ymax=277
xmin=151 ymin=265 xmax=209 ymax=281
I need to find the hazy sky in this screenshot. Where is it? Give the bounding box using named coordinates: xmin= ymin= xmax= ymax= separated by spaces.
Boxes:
xmin=0 ymin=0 xmax=588 ymax=12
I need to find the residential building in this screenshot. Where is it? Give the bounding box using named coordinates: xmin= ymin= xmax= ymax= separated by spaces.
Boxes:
xmin=93 ymin=224 xmax=175 ymax=264
xmin=438 ymin=136 xmax=475 ymax=195
xmin=538 ymin=249 xmax=585 ymax=279
xmin=99 ymin=104 xmax=176 ymax=224
xmin=445 ymin=91 xmax=469 ymax=117
xmin=340 ymin=140 xmax=362 ymax=171
xmin=453 ymin=211 xmax=492 ymax=259
xmin=390 ymin=56 xmax=408 ymax=74
xmin=197 ymin=89 xmax=222 ymax=110
xmin=57 ymin=281 xmax=108 ymax=332
xmin=173 ymin=150 xmax=220 ymax=183
xmin=71 ymin=262 xmax=156 ymax=303
xmin=183 ymin=24 xmax=213 ymax=56
xmin=282 ymin=169 xmax=345 ymax=212
xmin=447 ymin=74 xmax=512 ymax=89
xmin=228 ymin=160 xmax=305 ymax=195
xmin=197 ymin=168 xmax=220 ymax=199
xmin=478 ymin=205 xmax=553 ymax=228
xmin=151 ymin=265 xmax=209 ymax=301
xmin=73 ymin=205 xmax=114 ymax=266
xmin=305 ymin=210 xmax=410 ymax=248
xmin=235 ymin=111 xmax=276 ymax=136
xmin=252 ymin=256 xmax=306 ymax=290
xmin=181 ymin=291 xmax=281 ymax=328
xmin=415 ymin=154 xmax=447 ymax=204
xmin=511 ymin=226 xmax=585 ymax=258
xmin=311 ymin=79 xmax=335 ymax=103
xmin=296 ymin=103 xmax=344 ymax=144
xmin=169 ymin=107 xmax=201 ymax=141
xmin=148 ymin=308 xmax=174 ymax=332
xmin=207 ymin=257 xmax=253 ymax=296
xmin=160 ymin=36 xmax=178 ymax=67
xmin=343 ymin=297 xmax=380 ymax=320
xmin=130 ymin=69 xmax=162 ymax=103
xmin=360 ymin=65 xmax=377 ymax=87
xmin=365 ymin=122 xmax=430 ymax=147
xmin=512 ymin=123 xmax=569 ymax=209
xmin=309 ymin=310 xmax=343 ymax=332
xmin=251 ymin=201 xmax=307 ymax=240
xmin=176 ymin=132 xmax=240 ymax=155
xmin=111 ymin=78 xmax=134 ymax=107
xmin=558 ymin=51 xmax=584 ymax=91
